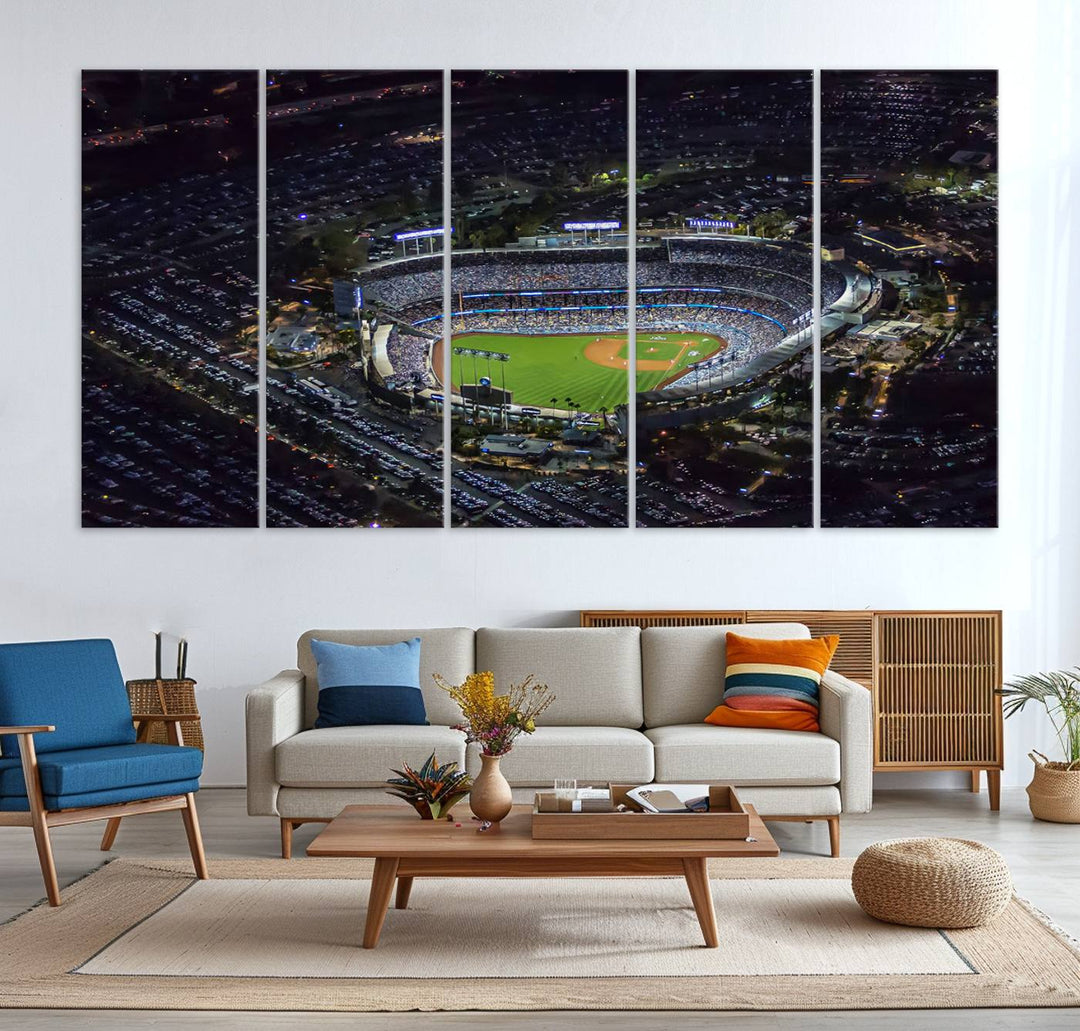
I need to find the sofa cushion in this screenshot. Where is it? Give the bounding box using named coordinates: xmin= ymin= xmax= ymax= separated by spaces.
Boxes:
xmin=298 ymin=629 xmax=474 ymax=730
xmin=276 ymin=725 xmax=467 ymax=788
xmin=310 ymin=637 xmax=428 ymax=729
xmin=475 ymin=627 xmax=642 ymax=728
xmin=645 ymin=724 xmax=840 ymax=785
xmin=706 ymin=633 xmax=839 ymax=734
xmin=466 ymin=726 xmax=654 ymax=787
xmin=641 ymin=623 xmax=811 ymax=728
xmin=0 ymin=743 xmax=202 ymax=799
xmin=730 ymin=784 xmax=842 ymax=817
xmin=0 ymin=639 xmax=136 ymax=757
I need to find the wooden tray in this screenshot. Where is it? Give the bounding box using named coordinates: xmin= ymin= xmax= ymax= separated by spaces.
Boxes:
xmin=531 ymin=784 xmax=751 ymax=840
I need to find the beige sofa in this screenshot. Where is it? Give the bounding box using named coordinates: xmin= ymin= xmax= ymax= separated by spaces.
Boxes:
xmin=246 ymin=624 xmax=872 ymax=857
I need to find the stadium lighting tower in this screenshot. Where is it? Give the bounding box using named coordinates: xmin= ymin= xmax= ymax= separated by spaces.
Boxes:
xmin=493 ymin=351 xmax=510 ymax=429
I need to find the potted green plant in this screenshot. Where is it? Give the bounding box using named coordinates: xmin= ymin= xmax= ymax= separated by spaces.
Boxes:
xmin=385 ymin=752 xmax=472 ymax=820
xmin=1000 ymin=668 xmax=1080 ymax=823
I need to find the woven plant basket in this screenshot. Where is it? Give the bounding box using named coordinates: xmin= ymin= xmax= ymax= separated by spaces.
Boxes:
xmin=851 ymin=837 xmax=1013 ymax=928
xmin=125 ymin=678 xmax=204 ymax=751
xmin=1027 ymin=750 xmax=1080 ymax=823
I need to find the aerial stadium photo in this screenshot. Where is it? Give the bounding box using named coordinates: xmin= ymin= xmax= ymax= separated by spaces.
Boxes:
xmin=819 ymin=70 xmax=998 ymax=527
xmin=80 ymin=65 xmax=998 ymax=532
xmin=265 ymin=70 xmax=444 ymax=527
xmin=633 ymin=70 xmax=819 ymax=527
xmin=442 ymin=70 xmax=631 ymax=527
xmin=355 ymin=69 xmax=850 ymax=528
xmin=81 ymin=71 xmax=260 ymax=527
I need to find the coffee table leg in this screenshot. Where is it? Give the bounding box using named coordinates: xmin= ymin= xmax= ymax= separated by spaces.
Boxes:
xmin=683 ymin=857 xmax=719 ymax=948
xmin=395 ymin=876 xmax=414 ymax=910
xmin=363 ymin=857 xmax=399 ymax=948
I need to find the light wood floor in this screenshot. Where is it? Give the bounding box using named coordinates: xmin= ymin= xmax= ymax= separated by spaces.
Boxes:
xmin=1 ymin=787 xmax=1077 ymax=1030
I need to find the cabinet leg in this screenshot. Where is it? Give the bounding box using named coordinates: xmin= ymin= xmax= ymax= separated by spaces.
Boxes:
xmin=986 ymin=769 xmax=1001 ymax=811
xmin=970 ymin=769 xmax=981 ymax=793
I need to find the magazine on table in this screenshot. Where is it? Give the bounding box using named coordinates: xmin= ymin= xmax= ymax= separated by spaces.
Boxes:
xmin=626 ymin=784 xmax=711 ymax=813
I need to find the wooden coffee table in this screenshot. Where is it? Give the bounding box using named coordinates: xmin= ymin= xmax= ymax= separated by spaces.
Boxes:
xmin=307 ymin=803 xmax=779 ymax=949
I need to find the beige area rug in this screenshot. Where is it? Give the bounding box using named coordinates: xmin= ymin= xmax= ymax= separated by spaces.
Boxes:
xmin=76 ymin=877 xmax=973 ymax=979
xmin=1 ymin=857 xmax=1078 ymax=1011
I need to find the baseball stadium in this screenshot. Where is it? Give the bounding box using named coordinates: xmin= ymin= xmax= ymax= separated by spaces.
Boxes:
xmin=353 ymin=236 xmax=873 ymax=420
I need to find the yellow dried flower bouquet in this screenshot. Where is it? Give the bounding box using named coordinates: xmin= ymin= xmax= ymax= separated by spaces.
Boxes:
xmin=434 ymin=670 xmax=555 ymax=756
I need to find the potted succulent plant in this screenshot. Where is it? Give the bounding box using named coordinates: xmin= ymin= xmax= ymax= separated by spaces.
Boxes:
xmin=1000 ymin=668 xmax=1080 ymax=823
xmin=385 ymin=752 xmax=472 ymax=820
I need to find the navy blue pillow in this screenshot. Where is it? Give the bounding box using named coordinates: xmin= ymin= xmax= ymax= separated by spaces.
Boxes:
xmin=311 ymin=638 xmax=428 ymax=728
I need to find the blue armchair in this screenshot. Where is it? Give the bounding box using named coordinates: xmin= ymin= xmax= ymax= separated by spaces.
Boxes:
xmin=0 ymin=639 xmax=208 ymax=906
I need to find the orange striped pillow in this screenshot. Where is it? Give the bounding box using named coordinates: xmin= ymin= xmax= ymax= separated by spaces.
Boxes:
xmin=704 ymin=633 xmax=839 ymax=733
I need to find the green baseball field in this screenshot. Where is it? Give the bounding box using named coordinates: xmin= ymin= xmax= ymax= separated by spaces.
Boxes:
xmin=439 ymin=331 xmax=726 ymax=412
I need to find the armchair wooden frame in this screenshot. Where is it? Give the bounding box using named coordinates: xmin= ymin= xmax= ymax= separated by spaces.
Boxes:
xmin=0 ymin=716 xmax=209 ymax=907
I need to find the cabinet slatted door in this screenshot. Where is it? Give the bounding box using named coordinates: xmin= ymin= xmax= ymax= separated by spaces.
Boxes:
xmin=874 ymin=612 xmax=1002 ymax=769
xmin=746 ymin=610 xmax=875 ymax=688
xmin=579 ymin=611 xmax=745 ymax=629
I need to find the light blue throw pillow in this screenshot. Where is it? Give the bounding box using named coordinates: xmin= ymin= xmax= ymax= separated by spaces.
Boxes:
xmin=310 ymin=637 xmax=428 ymax=728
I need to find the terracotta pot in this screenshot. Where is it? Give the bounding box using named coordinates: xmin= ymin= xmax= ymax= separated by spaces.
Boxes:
xmin=1027 ymin=751 xmax=1080 ymax=823
xmin=469 ymin=753 xmax=513 ymax=824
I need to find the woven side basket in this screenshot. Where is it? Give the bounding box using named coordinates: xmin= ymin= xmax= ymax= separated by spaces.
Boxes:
xmin=852 ymin=837 xmax=1012 ymax=928
xmin=125 ymin=678 xmax=204 ymax=752
xmin=1027 ymin=751 xmax=1080 ymax=823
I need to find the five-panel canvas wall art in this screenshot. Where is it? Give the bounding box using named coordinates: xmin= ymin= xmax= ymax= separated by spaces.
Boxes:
xmin=82 ymin=69 xmax=998 ymax=528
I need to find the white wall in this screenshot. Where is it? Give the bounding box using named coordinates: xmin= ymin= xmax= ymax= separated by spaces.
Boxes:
xmin=1 ymin=0 xmax=1077 ymax=788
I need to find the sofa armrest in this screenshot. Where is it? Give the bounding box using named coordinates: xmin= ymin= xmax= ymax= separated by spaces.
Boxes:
xmin=245 ymin=669 xmax=304 ymax=816
xmin=819 ymin=669 xmax=873 ymax=813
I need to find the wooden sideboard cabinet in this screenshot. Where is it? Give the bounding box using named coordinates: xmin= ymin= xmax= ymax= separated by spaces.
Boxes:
xmin=580 ymin=609 xmax=1004 ymax=809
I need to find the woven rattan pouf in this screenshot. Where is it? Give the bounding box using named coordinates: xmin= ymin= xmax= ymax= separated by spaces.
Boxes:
xmin=852 ymin=837 xmax=1013 ymax=928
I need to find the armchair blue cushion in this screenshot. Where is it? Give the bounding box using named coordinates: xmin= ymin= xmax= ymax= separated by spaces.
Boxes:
xmin=0 ymin=640 xmax=136 ymax=757
xmin=0 ymin=776 xmax=202 ymax=812
xmin=0 ymin=742 xmax=202 ymax=811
